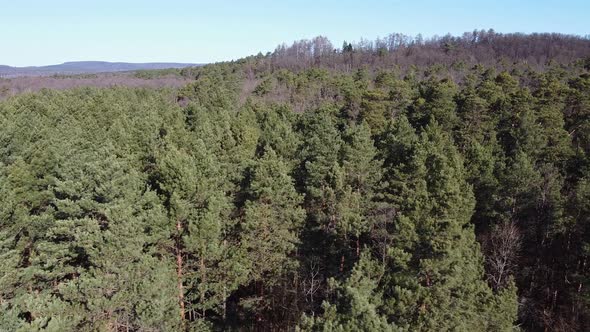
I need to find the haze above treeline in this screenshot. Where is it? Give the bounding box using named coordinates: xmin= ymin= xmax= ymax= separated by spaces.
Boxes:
xmin=0 ymin=61 xmax=199 ymax=78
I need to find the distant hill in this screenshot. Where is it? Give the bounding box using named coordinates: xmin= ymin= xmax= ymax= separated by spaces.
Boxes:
xmin=0 ymin=61 xmax=200 ymax=77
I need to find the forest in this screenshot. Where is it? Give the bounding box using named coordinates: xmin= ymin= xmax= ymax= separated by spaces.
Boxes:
xmin=1 ymin=30 xmax=590 ymax=331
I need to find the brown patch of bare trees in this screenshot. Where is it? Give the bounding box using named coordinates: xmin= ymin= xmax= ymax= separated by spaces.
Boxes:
xmin=267 ymin=30 xmax=590 ymax=73
xmin=0 ymin=73 xmax=192 ymax=100
xmin=483 ymin=222 xmax=522 ymax=291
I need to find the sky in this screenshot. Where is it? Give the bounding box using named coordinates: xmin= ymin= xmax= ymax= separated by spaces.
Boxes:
xmin=1 ymin=0 xmax=588 ymax=66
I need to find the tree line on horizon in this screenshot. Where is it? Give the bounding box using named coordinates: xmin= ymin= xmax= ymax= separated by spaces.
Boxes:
xmin=225 ymin=30 xmax=590 ymax=74
xmin=1 ymin=31 xmax=590 ymax=331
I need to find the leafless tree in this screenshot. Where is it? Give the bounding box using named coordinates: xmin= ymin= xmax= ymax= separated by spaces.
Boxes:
xmin=483 ymin=221 xmax=522 ymax=291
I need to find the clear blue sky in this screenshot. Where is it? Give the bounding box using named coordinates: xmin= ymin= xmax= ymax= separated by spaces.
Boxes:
xmin=2 ymin=0 xmax=588 ymax=66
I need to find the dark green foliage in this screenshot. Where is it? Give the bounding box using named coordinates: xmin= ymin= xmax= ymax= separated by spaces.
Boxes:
xmin=1 ymin=34 xmax=590 ymax=331
xmin=377 ymin=123 xmax=516 ymax=331
xmin=301 ymin=252 xmax=394 ymax=332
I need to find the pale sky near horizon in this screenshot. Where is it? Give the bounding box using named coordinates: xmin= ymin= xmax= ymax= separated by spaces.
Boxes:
xmin=1 ymin=0 xmax=588 ymax=67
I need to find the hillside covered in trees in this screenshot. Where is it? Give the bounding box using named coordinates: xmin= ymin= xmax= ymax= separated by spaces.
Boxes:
xmin=1 ymin=31 xmax=590 ymax=331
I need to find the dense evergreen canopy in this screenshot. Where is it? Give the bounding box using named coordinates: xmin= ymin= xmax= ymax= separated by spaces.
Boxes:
xmin=1 ymin=32 xmax=590 ymax=331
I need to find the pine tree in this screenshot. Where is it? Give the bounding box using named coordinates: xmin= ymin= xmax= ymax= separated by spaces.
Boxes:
xmin=408 ymin=77 xmax=459 ymax=131
xmin=151 ymin=136 xmax=242 ymax=329
xmin=301 ymin=252 xmax=394 ymax=332
xmin=378 ymin=122 xmax=517 ymax=331
xmin=237 ymin=148 xmax=306 ymax=327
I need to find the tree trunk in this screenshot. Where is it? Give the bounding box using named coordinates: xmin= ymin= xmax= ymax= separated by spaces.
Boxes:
xmin=200 ymin=256 xmax=206 ymax=318
xmin=176 ymin=219 xmax=186 ymax=328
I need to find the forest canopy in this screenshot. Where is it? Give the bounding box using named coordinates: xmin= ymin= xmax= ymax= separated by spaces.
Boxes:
xmin=1 ymin=31 xmax=590 ymax=331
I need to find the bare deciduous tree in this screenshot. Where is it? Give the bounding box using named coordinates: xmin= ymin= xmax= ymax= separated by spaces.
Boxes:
xmin=483 ymin=222 xmax=522 ymax=291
